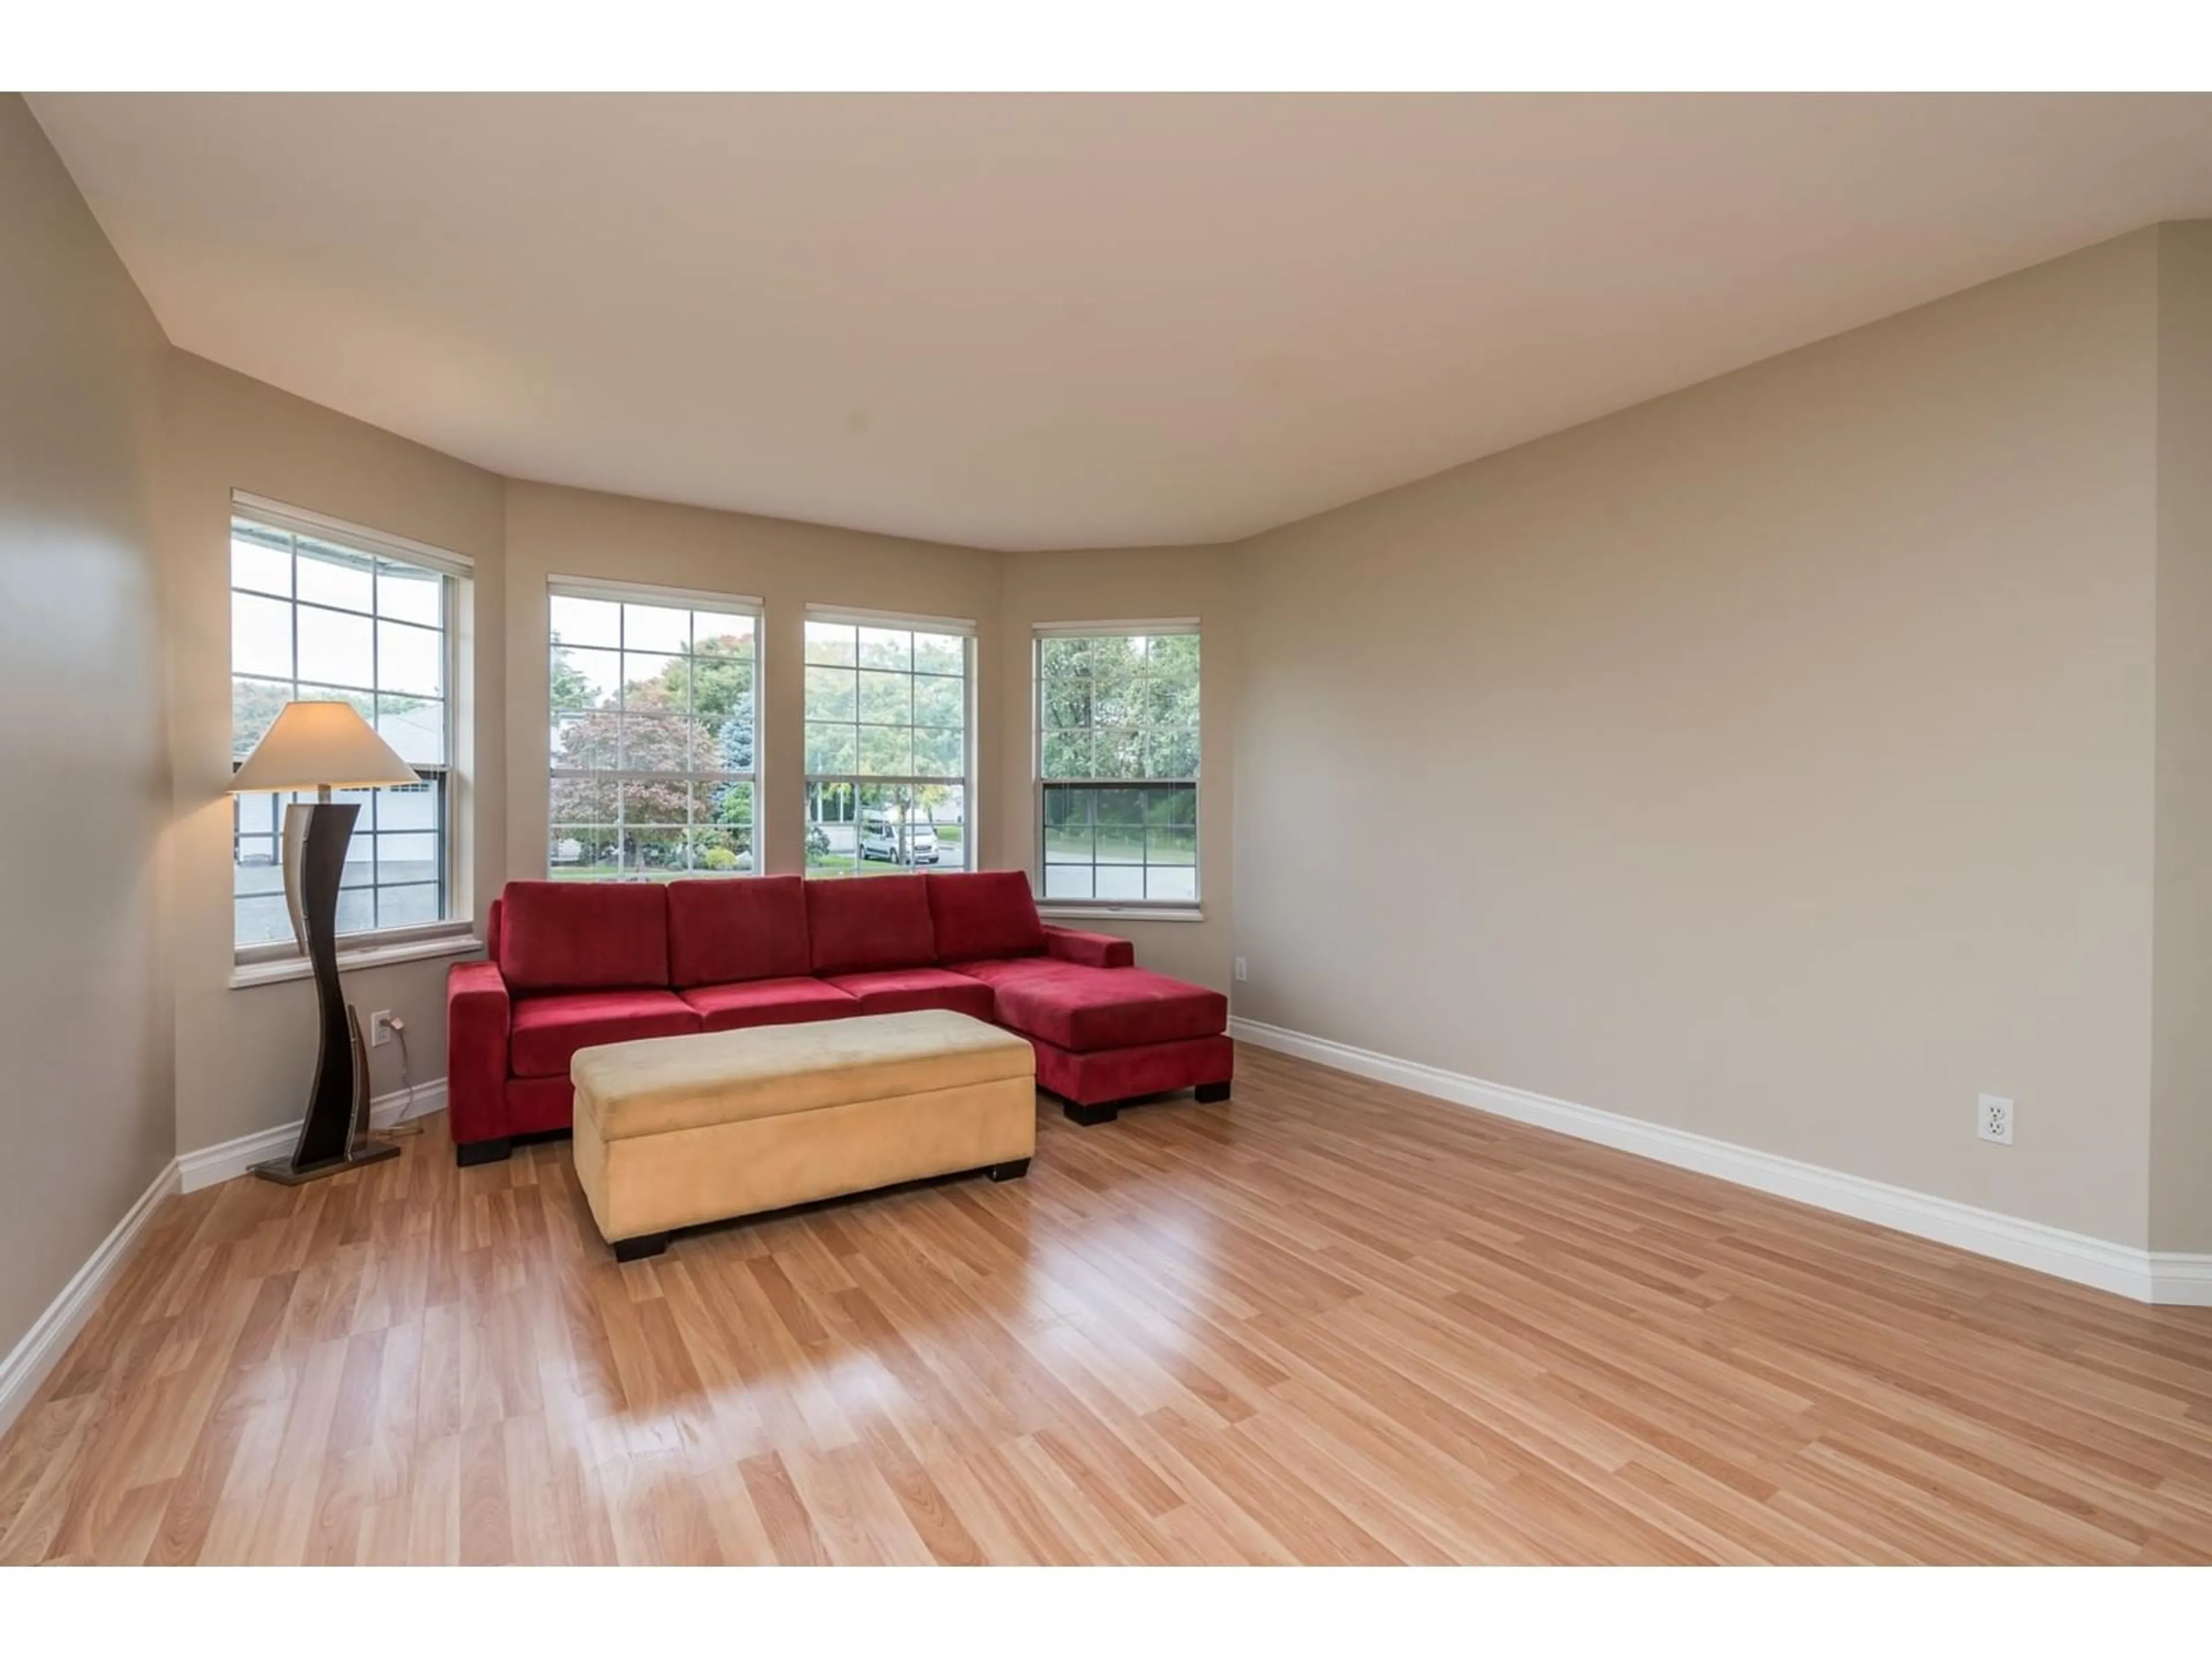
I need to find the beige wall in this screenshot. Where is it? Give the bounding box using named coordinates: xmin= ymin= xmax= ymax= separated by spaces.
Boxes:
xmin=2153 ymin=221 xmax=2212 ymax=1253
xmin=0 ymin=97 xmax=175 ymax=1360
xmin=1233 ymin=229 xmax=2164 ymax=1247
xmin=502 ymin=482 xmax=1006 ymax=885
xmin=158 ymin=354 xmax=507 ymax=1154
xmin=997 ymin=547 xmax=1243 ymax=990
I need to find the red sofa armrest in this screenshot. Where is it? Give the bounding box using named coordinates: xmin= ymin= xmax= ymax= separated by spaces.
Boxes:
xmin=1042 ymin=925 xmax=1135 ymax=969
xmin=445 ymin=959 xmax=512 ymax=1146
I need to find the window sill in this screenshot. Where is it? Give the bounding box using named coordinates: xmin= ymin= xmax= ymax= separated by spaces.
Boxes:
xmin=230 ymin=929 xmax=484 ymax=990
xmin=1039 ymin=904 xmax=1206 ymax=925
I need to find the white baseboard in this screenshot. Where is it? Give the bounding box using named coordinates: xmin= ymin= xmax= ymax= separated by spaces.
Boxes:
xmin=1229 ymin=1017 xmax=2212 ymax=1308
xmin=2149 ymin=1252 xmax=2212 ymax=1305
xmin=0 ymin=1157 xmax=181 ymax=1443
xmin=178 ymin=1079 xmax=448 ymax=1194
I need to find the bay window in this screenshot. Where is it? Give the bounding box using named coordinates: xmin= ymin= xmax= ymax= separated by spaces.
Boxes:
xmin=804 ymin=608 xmax=974 ymax=876
xmin=230 ymin=495 xmax=468 ymax=957
xmin=548 ymin=579 xmax=760 ymax=878
xmin=1036 ymin=622 xmax=1200 ymax=907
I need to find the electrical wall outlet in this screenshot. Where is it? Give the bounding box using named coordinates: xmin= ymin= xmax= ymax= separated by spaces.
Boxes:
xmin=369 ymin=1010 xmax=396 ymax=1048
xmin=1234 ymin=956 xmax=1248 ymax=983
xmin=1977 ymin=1093 xmax=2014 ymax=1146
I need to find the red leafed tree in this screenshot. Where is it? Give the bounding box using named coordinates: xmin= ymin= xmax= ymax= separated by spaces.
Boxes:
xmin=551 ymin=642 xmax=753 ymax=867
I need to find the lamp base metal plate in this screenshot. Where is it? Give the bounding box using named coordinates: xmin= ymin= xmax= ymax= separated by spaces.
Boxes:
xmin=249 ymin=1138 xmax=403 ymax=1187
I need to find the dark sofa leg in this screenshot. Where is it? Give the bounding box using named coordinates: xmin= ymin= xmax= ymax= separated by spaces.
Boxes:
xmin=455 ymin=1136 xmax=512 ymax=1167
xmin=613 ymin=1232 xmax=669 ymax=1263
xmin=987 ymin=1158 xmax=1031 ymax=1182
xmin=1195 ymin=1082 xmax=1232 ymax=1104
xmin=1063 ymin=1101 xmax=1120 ymax=1127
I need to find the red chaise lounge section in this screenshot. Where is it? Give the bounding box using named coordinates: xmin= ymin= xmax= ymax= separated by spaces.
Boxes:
xmin=923 ymin=873 xmax=1231 ymax=1127
xmin=445 ymin=869 xmax=1231 ymax=1162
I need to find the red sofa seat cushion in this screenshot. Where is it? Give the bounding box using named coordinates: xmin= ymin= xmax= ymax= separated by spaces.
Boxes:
xmin=508 ymin=989 xmax=699 ymax=1077
xmin=499 ymin=881 xmax=671 ymax=992
xmin=667 ymin=876 xmax=812 ymax=987
xmin=926 ymin=870 xmax=1046 ymax=963
xmin=819 ymin=967 xmax=998 ymax=1021
xmin=955 ymin=959 xmax=1227 ymax=1052
xmin=804 ymin=874 xmax=937 ymax=975
xmin=680 ymin=975 xmax=861 ymax=1033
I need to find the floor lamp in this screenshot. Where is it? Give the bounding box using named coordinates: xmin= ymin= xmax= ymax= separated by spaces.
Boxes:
xmin=230 ymin=700 xmax=423 ymax=1184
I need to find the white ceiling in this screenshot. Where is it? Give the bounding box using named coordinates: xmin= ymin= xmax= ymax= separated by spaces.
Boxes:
xmin=31 ymin=94 xmax=2212 ymax=551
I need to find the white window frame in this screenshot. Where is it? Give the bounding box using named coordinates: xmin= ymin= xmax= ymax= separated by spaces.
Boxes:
xmin=1033 ymin=618 xmax=1202 ymax=918
xmin=229 ymin=493 xmax=476 ymax=974
xmin=547 ymin=575 xmax=766 ymax=880
xmin=802 ymin=604 xmax=979 ymax=878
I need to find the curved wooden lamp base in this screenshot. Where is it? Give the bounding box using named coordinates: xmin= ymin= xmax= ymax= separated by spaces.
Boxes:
xmin=249 ymin=800 xmax=402 ymax=1185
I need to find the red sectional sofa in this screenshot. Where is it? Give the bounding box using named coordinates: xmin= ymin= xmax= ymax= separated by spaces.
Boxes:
xmin=445 ymin=870 xmax=1232 ymax=1164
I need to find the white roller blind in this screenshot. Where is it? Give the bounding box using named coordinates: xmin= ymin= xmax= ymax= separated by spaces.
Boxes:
xmin=1033 ymin=617 xmax=1199 ymax=639
xmin=807 ymin=602 xmax=976 ymax=634
xmin=231 ymin=490 xmax=474 ymax=580
xmin=550 ymin=574 xmax=762 ymax=614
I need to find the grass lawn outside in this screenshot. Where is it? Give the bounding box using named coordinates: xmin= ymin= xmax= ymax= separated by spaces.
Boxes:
xmin=548 ymin=868 xmax=729 ymax=881
xmin=546 ymin=861 xmax=964 ymax=879
xmin=805 ymin=853 xmax=969 ymax=876
xmin=1044 ymin=827 xmax=1196 ymax=865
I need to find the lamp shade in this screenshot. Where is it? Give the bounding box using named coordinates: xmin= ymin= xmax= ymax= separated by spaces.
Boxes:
xmin=230 ymin=700 xmax=422 ymax=793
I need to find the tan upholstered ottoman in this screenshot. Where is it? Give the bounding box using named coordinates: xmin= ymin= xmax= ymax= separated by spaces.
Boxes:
xmin=570 ymin=1009 xmax=1036 ymax=1259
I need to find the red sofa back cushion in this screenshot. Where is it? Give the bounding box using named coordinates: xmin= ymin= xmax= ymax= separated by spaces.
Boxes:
xmin=926 ymin=870 xmax=1046 ymax=963
xmin=666 ymin=876 xmax=812 ymax=987
xmin=804 ymin=874 xmax=937 ymax=975
xmin=497 ymin=881 xmax=670 ymax=992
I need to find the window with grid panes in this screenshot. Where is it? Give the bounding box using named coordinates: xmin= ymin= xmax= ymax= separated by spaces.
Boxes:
xmin=230 ymin=507 xmax=463 ymax=952
xmin=1036 ymin=627 xmax=1199 ymax=904
xmin=803 ymin=612 xmax=973 ymax=876
xmin=547 ymin=581 xmax=760 ymax=878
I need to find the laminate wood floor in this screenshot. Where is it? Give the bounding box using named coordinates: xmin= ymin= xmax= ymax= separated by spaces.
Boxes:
xmin=5 ymin=1046 xmax=2212 ymax=1565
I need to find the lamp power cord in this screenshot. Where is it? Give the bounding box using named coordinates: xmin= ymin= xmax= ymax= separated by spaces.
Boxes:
xmin=382 ymin=1014 xmax=427 ymax=1138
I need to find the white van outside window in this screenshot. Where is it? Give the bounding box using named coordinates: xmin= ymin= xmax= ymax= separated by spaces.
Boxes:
xmin=859 ymin=808 xmax=940 ymax=866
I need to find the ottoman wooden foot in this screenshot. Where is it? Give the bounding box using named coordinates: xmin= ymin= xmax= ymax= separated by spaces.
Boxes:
xmin=987 ymin=1158 xmax=1031 ymax=1181
xmin=455 ymin=1137 xmax=512 ymax=1167
xmin=613 ymin=1232 xmax=668 ymax=1263
xmin=1195 ymin=1082 xmax=1231 ymax=1104
xmin=1063 ymin=1101 xmax=1120 ymax=1127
